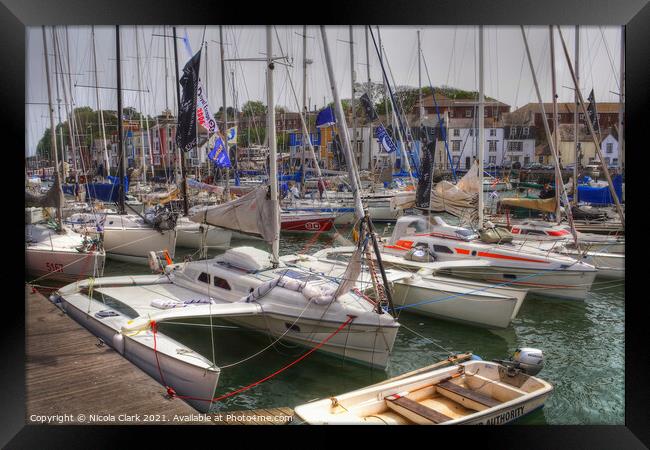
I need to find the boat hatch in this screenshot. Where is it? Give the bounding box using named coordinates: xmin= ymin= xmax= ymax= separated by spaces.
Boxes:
xmin=275 ymin=269 xmax=319 ymax=282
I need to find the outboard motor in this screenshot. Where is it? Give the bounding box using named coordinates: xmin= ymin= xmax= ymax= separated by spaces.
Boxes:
xmin=494 ymin=348 xmax=545 ymax=376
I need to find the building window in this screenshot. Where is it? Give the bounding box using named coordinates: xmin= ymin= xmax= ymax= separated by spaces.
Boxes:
xmin=523 ymin=127 xmax=529 ymax=137
xmin=489 ymin=129 xmax=496 ymax=137
xmin=511 ymin=155 xmax=521 ymax=163
xmin=484 ymin=109 xmax=489 ymax=117
xmin=605 ymin=157 xmax=611 ymax=165
xmin=449 ymin=109 xmax=455 ymax=118
xmin=469 ymin=128 xmax=474 ymax=136
xmin=452 ymin=156 xmax=460 ymax=166
xmin=488 ymin=141 xmax=497 ymax=152
xmin=488 ymin=155 xmax=496 ymax=164
xmin=452 ymin=140 xmax=460 ymax=153
xmin=510 ymin=126 xmax=517 ymax=138
xmin=507 ymin=141 xmax=523 ymax=153
xmin=524 ymin=156 xmax=530 ymax=164
xmin=539 ymin=156 xmax=544 ymax=163
xmin=465 ymin=109 xmax=472 ymax=118
xmin=613 ymin=158 xmax=618 ymax=164
xmin=453 ymin=128 xmax=460 ymax=137
xmin=606 ymin=142 xmax=613 ymax=154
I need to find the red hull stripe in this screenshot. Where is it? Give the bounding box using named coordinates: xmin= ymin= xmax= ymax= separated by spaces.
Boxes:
xmin=453 ymin=247 xmax=548 ymax=264
xmin=485 ymin=278 xmax=575 ymax=289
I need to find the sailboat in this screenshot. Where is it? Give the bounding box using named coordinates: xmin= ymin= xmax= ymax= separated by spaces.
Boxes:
xmin=54 ymin=27 xmax=400 ymax=415
xmin=26 ymin=27 xmax=106 ymax=283
xmin=66 ymin=26 xmax=177 ymax=264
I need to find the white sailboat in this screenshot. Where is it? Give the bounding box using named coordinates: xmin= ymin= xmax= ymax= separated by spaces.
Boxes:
xmin=26 ymin=27 xmax=105 ymax=283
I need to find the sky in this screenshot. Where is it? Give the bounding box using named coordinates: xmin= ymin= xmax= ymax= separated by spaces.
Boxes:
xmin=25 ymin=25 xmax=624 ymax=156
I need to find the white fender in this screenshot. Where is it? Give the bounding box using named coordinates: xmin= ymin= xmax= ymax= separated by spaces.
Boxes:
xmin=112 ymin=333 xmax=125 ymax=355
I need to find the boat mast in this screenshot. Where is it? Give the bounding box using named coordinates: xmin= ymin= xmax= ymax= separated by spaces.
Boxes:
xmin=300 ymin=25 xmax=308 ymax=194
xmin=478 ymin=26 xmax=484 ymax=229
xmin=556 ymin=26 xmax=625 ymax=225
xmin=365 ymin=27 xmax=373 ymax=174
xmin=573 ymin=25 xmax=579 ymax=205
xmin=42 ymin=26 xmax=63 ymax=228
xmin=418 ymin=30 xmax=423 ymax=129
xmin=266 ymin=26 xmax=280 ymax=266
xmin=322 ymin=26 xmax=396 ymax=316
xmin=91 ymin=25 xmax=110 ymax=177
xmin=618 ymin=26 xmax=625 ymax=176
xmin=521 ymin=26 xmax=579 ymax=246
xmin=349 ymin=26 xmax=357 ymax=169
xmin=116 ymin=25 xmax=126 ymax=215
xmin=231 ymin=70 xmax=239 ymax=186
xmin=173 ymin=26 xmax=189 ymax=216
xmin=220 ymin=25 xmax=229 ymax=198
xmin=549 ymin=26 xmax=562 ymax=222
xmin=135 ymin=26 xmax=146 ymax=184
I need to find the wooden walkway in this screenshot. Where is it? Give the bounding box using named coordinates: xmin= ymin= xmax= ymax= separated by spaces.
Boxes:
xmin=25 ymin=286 xmax=294 ymax=425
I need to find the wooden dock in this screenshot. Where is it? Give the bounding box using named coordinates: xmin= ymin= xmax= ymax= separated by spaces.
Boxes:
xmin=25 ymin=285 xmax=293 ymax=425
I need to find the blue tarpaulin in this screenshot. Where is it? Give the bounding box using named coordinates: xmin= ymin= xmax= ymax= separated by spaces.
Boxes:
xmin=85 ymin=176 xmax=128 ymax=203
xmin=576 ymin=175 xmax=623 ymax=205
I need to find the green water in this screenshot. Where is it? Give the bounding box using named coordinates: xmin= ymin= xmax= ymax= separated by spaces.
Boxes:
xmin=95 ymin=224 xmax=624 ymax=425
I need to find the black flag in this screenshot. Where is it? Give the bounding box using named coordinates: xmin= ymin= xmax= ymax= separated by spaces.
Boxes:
xmin=586 ymin=89 xmax=600 ymax=134
xmin=359 ymin=93 xmax=378 ymax=122
xmin=176 ymin=49 xmax=202 ymax=153
xmin=415 ymin=125 xmax=436 ymax=208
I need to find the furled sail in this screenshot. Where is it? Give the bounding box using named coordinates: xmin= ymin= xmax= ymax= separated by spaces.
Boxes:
xmin=428 ymin=160 xmax=480 ymax=224
xmin=189 ymin=185 xmax=276 ymax=243
xmin=25 ymin=177 xmax=63 ymax=210
xmin=499 ymin=197 xmax=557 ymax=213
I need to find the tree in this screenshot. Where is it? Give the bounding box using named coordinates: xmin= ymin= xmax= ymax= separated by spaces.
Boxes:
xmin=242 ymin=100 xmax=266 ymax=117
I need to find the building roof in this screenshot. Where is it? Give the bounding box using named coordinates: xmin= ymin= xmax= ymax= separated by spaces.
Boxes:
xmin=415 ymin=92 xmax=510 ymax=108
xmin=512 ymin=102 xmax=621 ymax=115
xmin=447 ymin=117 xmax=503 ymax=128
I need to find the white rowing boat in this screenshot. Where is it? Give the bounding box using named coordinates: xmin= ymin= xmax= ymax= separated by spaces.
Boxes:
xmin=294 ymin=353 xmax=553 ymax=425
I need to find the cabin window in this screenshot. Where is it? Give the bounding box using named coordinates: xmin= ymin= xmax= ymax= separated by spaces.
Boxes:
xmin=213 ymin=276 xmax=231 ymax=290
xmin=198 ymin=272 xmax=210 ymax=284
xmin=503 ymin=274 xmax=517 ymax=279
xmin=521 ymin=229 xmax=546 ymax=235
xmin=433 ymin=245 xmax=453 ymax=254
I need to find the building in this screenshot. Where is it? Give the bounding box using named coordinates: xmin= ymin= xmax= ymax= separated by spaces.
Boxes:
xmin=501 ymin=110 xmax=537 ymax=167
xmin=509 ymin=102 xmax=621 ymax=135
xmin=436 ymin=117 xmax=505 ymax=171
xmin=414 ymin=92 xmax=511 ymax=122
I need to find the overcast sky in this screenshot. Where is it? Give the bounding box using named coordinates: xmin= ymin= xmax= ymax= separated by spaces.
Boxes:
xmin=25 ymin=25 xmax=623 ymax=156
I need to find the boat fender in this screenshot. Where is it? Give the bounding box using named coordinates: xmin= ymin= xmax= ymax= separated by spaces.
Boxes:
xmin=112 ymin=333 xmax=125 ymax=355
xmin=48 ymin=294 xmax=62 ymax=304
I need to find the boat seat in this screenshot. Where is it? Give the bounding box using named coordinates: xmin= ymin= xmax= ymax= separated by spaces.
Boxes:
xmin=436 ymin=381 xmax=500 ymax=408
xmin=385 ymin=395 xmax=452 ymax=424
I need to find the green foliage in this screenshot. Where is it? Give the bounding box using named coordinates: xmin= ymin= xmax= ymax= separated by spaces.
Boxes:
xmin=242 ymin=100 xmax=266 ymax=117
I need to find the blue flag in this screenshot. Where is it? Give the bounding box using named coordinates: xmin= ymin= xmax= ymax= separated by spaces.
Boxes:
xmin=208 ymin=136 xmax=231 ymax=168
xmin=375 ymin=124 xmax=398 ymax=153
xmin=315 ymin=106 xmax=336 ymax=128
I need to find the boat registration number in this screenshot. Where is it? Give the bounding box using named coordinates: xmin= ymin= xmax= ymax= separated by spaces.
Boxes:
xmin=46 ymin=262 xmax=64 ymax=273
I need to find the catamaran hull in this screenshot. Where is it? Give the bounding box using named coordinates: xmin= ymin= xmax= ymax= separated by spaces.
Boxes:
xmin=180 ymin=312 xmax=398 ymax=369
xmin=58 ymin=292 xmax=219 ymax=413
xmin=103 ymin=228 xmax=177 ymax=264
xmin=176 ymin=226 xmax=232 ymax=250
xmin=440 ymin=266 xmax=596 ymax=300
xmin=391 ymin=280 xmax=521 ymax=329
xmin=25 ymin=248 xmax=105 ymax=282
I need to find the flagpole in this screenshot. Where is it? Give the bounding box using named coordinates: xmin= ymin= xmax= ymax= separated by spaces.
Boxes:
xmin=173 ymin=26 xmax=189 ymax=216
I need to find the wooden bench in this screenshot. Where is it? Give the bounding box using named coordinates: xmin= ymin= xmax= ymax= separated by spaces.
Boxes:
xmin=436 ymin=381 xmax=500 ymax=409
xmin=385 ymin=395 xmax=452 ymax=424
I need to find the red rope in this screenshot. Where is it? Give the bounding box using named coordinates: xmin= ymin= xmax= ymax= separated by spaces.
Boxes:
xmin=151 ymin=315 xmax=356 ymax=404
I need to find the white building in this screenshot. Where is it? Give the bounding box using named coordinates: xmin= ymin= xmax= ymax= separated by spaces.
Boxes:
xmin=442 ymin=118 xmax=506 ymax=171
xmin=600 ymin=129 xmax=620 ymax=167
xmin=502 ymin=124 xmax=537 ymax=166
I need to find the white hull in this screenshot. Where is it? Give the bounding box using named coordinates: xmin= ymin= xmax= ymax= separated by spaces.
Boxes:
xmin=392 ymin=278 xmax=522 ymax=329
xmin=175 ymin=220 xmax=232 ymax=250
xmin=56 ymin=279 xmax=220 ymax=413
xmin=294 ymin=359 xmax=553 ymax=425
xmin=104 ymin=227 xmax=177 ymax=263
xmin=25 ymin=247 xmax=105 ymax=281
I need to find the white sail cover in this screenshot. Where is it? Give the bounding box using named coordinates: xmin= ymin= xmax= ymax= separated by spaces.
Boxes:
xmin=189 ymin=185 xmax=276 ymax=243
xmin=429 ymin=161 xmax=480 ymax=224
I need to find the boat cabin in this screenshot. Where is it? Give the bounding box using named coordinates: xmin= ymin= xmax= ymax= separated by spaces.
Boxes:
xmin=388 ymin=216 xmax=478 ymax=247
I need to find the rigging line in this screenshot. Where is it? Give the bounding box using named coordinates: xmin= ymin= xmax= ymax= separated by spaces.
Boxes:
xmin=445 ymin=27 xmax=457 ymax=87
xmin=598 ymin=26 xmax=620 ymax=92
xmin=399 ymin=322 xmax=454 ymax=356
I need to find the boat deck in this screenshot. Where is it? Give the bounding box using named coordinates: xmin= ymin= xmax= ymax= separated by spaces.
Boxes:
xmin=25 ymin=286 xmax=293 ymax=425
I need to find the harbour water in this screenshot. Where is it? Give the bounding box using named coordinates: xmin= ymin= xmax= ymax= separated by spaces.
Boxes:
xmin=83 ymin=222 xmax=624 ymax=425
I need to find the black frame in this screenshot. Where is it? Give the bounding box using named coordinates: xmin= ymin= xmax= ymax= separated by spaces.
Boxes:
xmin=4 ymin=0 xmax=648 ymax=447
